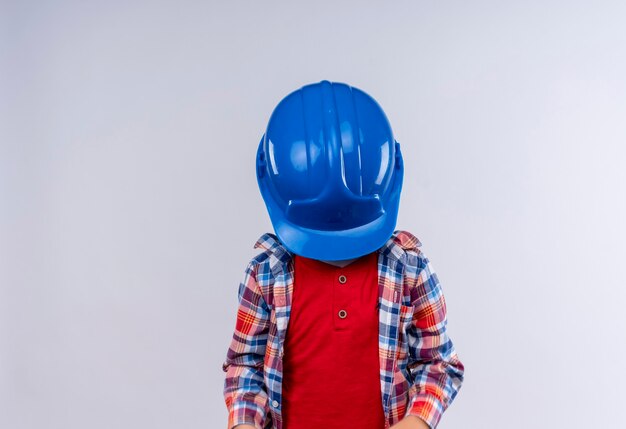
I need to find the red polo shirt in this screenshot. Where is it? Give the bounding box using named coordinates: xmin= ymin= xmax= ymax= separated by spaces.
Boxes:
xmin=281 ymin=251 xmax=385 ymax=429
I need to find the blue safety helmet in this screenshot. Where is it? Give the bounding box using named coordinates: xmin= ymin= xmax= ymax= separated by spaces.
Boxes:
xmin=256 ymin=80 xmax=404 ymax=261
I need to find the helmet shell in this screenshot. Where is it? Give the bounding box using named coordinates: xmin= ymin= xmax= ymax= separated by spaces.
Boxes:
xmin=256 ymin=80 xmax=404 ymax=260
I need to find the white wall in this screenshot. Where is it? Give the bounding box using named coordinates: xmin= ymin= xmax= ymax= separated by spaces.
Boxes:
xmin=2 ymin=1 xmax=625 ymax=428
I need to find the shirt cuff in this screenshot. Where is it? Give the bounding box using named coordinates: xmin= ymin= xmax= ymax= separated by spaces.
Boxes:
xmin=404 ymin=392 xmax=446 ymax=429
xmin=226 ymin=398 xmax=267 ymax=429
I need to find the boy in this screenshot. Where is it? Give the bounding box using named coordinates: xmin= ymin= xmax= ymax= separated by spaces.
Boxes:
xmin=222 ymin=81 xmax=464 ymax=429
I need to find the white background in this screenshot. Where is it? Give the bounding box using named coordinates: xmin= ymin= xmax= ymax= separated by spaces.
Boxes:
xmin=2 ymin=1 xmax=626 ymax=428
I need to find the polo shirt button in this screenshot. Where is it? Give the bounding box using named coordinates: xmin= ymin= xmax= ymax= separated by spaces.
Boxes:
xmin=338 ymin=309 xmax=347 ymax=319
xmin=271 ymin=400 xmax=279 ymax=408
xmin=338 ymin=275 xmax=347 ymax=284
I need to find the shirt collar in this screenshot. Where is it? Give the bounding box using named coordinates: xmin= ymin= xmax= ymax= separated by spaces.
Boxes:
xmin=253 ymin=230 xmax=421 ymax=263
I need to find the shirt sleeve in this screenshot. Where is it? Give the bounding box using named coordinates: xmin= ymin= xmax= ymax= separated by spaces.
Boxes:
xmin=404 ymin=253 xmax=465 ymax=429
xmin=222 ymin=260 xmax=271 ymax=429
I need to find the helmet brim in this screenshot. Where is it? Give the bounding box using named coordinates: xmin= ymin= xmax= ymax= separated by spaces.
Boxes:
xmin=266 ymin=189 xmax=402 ymax=261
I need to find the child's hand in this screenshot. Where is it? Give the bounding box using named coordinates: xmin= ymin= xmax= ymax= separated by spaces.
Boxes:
xmin=390 ymin=415 xmax=430 ymax=429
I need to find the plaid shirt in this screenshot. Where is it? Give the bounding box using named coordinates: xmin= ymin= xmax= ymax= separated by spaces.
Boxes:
xmin=222 ymin=230 xmax=464 ymax=429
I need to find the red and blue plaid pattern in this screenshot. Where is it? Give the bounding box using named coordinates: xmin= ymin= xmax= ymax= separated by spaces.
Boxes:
xmin=222 ymin=230 xmax=464 ymax=429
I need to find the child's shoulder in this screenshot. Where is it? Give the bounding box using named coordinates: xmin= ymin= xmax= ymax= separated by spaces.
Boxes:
xmin=241 ymin=232 xmax=291 ymax=275
xmin=390 ymin=230 xmax=431 ymax=275
xmin=390 ymin=229 xmax=423 ymax=252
